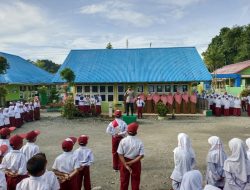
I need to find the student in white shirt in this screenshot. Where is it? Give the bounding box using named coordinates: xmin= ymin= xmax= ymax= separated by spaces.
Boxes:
xmin=95 ymin=94 xmax=102 ymax=116
xmin=0 ymin=144 xmax=8 ymax=190
xmin=179 ymin=170 xmax=203 ymax=190
xmin=16 ymin=153 xmax=49 ymax=190
xmin=0 ymin=135 xmax=28 ymax=189
xmin=246 ymin=138 xmax=250 ymax=160
xmin=170 ymin=133 xmax=196 ymax=190
xmin=3 ymin=108 xmax=10 ymax=128
xmin=206 ymin=136 xmax=227 ymax=188
xmin=74 ymin=135 xmax=94 ymax=190
xmin=0 ymin=127 xmax=15 ymax=155
xmin=117 ymin=122 xmax=144 ymax=190
xmin=21 ymin=130 xmax=40 ymax=161
xmin=0 ymin=108 xmax=4 ymax=128
xmin=215 ymin=97 xmax=222 ymax=117
xmin=233 ymin=97 xmax=241 ymax=116
xmin=8 ymin=103 xmax=15 ymax=127
xmin=14 ymin=103 xmax=22 ymax=128
xmin=136 ymin=96 xmax=145 ymax=119
xmin=106 ymin=110 xmax=127 ymax=171
xmin=223 ymin=97 xmax=230 ymax=116
xmin=52 ymin=137 xmax=80 ymax=190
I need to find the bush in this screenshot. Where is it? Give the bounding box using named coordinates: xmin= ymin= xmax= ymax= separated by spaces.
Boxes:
xmin=240 ymin=89 xmax=250 ymax=97
xmin=62 ymin=97 xmax=78 ymax=119
xmin=156 ymin=102 xmax=168 ymax=117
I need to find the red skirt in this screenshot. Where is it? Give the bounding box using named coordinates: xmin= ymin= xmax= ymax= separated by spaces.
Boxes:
xmin=229 ymin=107 xmax=234 ymax=115
xmin=9 ymin=117 xmax=15 ymax=127
xmin=248 ymin=105 xmax=250 ymax=117
xmin=29 ymin=110 xmax=34 ymax=121
xmin=15 ymin=118 xmax=23 ymax=128
xmin=95 ymin=105 xmax=101 ymax=115
xmin=78 ymin=105 xmax=84 ymax=113
xmin=215 ymin=107 xmax=221 ymax=116
xmin=224 ymin=109 xmax=230 ymax=116
xmin=233 ymin=108 xmax=241 ymax=116
xmin=60 ymin=174 xmax=78 ymax=190
xmin=6 ymin=175 xmax=28 ymax=190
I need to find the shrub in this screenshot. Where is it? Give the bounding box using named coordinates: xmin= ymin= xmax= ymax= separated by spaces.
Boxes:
xmin=156 ymin=102 xmax=168 ymax=117
xmin=62 ymin=97 xmax=78 ymax=119
xmin=240 ymin=89 xmax=250 ymax=97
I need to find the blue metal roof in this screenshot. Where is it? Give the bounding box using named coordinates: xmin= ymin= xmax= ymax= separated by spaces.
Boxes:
xmin=0 ymin=52 xmax=53 ymax=84
xmin=53 ymin=47 xmax=212 ymax=83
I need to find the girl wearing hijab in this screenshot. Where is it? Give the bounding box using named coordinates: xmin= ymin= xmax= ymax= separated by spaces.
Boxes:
xmin=246 ymin=138 xmax=250 ymax=160
xmin=206 ymin=136 xmax=227 ymax=188
xmin=179 ymin=170 xmax=202 ymax=190
xmin=224 ymin=138 xmax=250 ymax=190
xmin=204 ymin=184 xmax=221 ymax=190
xmin=170 ymin=133 xmax=196 ymax=190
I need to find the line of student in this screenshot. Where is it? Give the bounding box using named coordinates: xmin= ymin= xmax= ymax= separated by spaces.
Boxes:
xmin=0 ymin=128 xmax=93 ymax=190
xmin=0 ymin=99 xmax=41 ymax=129
xmin=171 ymin=133 xmax=250 ymax=190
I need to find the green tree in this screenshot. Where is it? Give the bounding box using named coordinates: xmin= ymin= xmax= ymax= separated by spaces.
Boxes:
xmin=203 ymin=25 xmax=250 ymax=71
xmin=106 ymin=42 xmax=113 ymax=49
xmin=60 ymin=68 xmax=75 ymax=85
xmin=0 ymin=56 xmax=9 ymax=74
xmin=34 ymin=59 xmax=60 ymax=73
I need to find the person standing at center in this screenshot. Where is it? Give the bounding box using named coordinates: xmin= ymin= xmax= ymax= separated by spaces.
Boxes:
xmin=124 ymin=87 xmax=135 ymax=116
xmin=106 ymin=110 xmax=128 ymax=171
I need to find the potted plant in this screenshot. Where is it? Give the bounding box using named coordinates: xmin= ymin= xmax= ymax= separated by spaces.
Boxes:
xmin=156 ymin=102 xmax=168 ymax=120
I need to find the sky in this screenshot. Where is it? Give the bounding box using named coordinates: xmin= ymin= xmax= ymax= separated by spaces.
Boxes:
xmin=0 ymin=0 xmax=250 ymax=64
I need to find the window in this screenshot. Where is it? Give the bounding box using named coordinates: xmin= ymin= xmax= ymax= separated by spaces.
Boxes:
xmin=20 ymin=86 xmax=26 ymax=91
xmin=84 ymin=86 xmax=90 ymax=93
xmin=165 ymin=85 xmax=171 ymax=92
xmin=92 ymin=86 xmax=98 ymax=93
xmin=173 ymin=85 xmax=178 ymax=92
xmin=108 ymin=95 xmax=113 ymax=102
xmin=28 ymin=86 xmax=33 ymax=91
xmin=76 ymin=86 xmax=82 ymax=93
xmin=101 ymin=95 xmax=106 ymax=101
xmin=100 ymin=86 xmax=106 ymax=92
xmin=118 ymin=95 xmax=124 ymax=101
xmin=118 ymin=85 xmax=124 ymax=93
xmin=182 ymin=85 xmax=188 ymax=92
xmin=156 ymin=85 xmax=163 ymax=92
xmin=137 ymin=85 xmax=143 ymax=93
xmin=108 ymin=86 xmax=113 ymax=93
xmin=148 ymin=85 xmax=154 ymax=93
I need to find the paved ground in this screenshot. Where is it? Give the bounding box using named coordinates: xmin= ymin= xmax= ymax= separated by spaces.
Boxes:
xmin=12 ymin=112 xmax=250 ymax=190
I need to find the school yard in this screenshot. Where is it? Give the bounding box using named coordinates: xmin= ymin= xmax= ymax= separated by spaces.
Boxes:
xmin=12 ymin=112 xmax=250 ymax=190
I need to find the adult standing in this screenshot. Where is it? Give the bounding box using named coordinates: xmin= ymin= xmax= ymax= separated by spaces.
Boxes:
xmin=106 ymin=110 xmax=127 ymax=171
xmin=117 ymin=122 xmax=144 ymax=190
xmin=124 ymin=87 xmax=135 ymax=116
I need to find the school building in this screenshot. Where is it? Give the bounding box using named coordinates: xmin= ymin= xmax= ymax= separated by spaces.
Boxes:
xmin=212 ymin=60 xmax=250 ymax=96
xmin=52 ymin=47 xmax=212 ymax=112
xmin=0 ymin=52 xmax=53 ymax=105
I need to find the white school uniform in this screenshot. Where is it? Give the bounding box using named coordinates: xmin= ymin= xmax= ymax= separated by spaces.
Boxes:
xmin=0 ymin=150 xmax=27 ymax=175
xmin=234 ymin=99 xmax=241 ymax=108
xmin=117 ymin=135 xmax=144 ymax=159
xmin=106 ymin=118 xmax=127 ymax=137
xmin=16 ymin=176 xmax=50 ymax=190
xmin=0 ymin=139 xmax=12 ymax=154
xmin=215 ymin=99 xmax=221 ymax=108
xmin=0 ymin=112 xmax=4 ymax=127
xmin=14 ymin=106 xmax=21 ymax=119
xmin=136 ymin=99 xmax=145 ymax=107
xmin=8 ymin=106 xmax=15 ymax=117
xmin=3 ymin=108 xmax=10 ymax=126
xmin=224 ymin=99 xmax=230 ymax=109
xmin=246 ymin=138 xmax=250 ymax=160
xmin=52 ymin=151 xmax=80 ymax=174
xmin=96 ymin=96 xmax=102 ymax=106
xmin=73 ymin=146 xmax=94 ymax=166
xmin=20 ymin=142 xmax=40 ymax=161
xmin=0 ymin=170 xmax=7 ymax=190
xmin=41 ymin=170 xmax=60 ymax=190
xmin=180 ymin=170 xmax=203 ymax=190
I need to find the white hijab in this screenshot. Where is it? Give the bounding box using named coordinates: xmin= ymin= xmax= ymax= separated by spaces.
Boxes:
xmin=246 ymin=138 xmax=250 ymax=150
xmin=180 ymin=170 xmax=202 ymax=190
xmin=177 ymin=133 xmax=195 ymax=159
xmin=224 ymin=138 xmax=250 ymax=182
xmin=207 ymin=136 xmax=227 ymax=167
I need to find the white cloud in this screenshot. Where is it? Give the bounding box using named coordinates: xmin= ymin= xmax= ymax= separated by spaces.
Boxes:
xmin=80 ymin=1 xmax=153 ymax=27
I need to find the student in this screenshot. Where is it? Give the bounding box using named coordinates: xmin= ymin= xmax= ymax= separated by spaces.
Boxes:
xmin=16 ymin=155 xmax=49 ymax=190
xmin=247 ymin=94 xmax=250 ymax=117
xmin=0 ymin=108 xmax=4 ymax=129
xmin=14 ymin=103 xmax=22 ymax=128
xmin=136 ymin=96 xmax=145 ymax=119
xmin=21 ymin=130 xmax=40 ymax=161
xmin=170 ymin=133 xmax=196 ymax=190
xmin=74 ymin=135 xmax=94 ymax=190
xmin=179 ymin=170 xmax=203 ymax=190
xmin=0 ymin=144 xmax=8 ymax=190
xmin=233 ymin=97 xmax=241 ymax=116
xmin=229 ymin=95 xmax=234 ymax=116
xmin=224 ymin=138 xmax=250 ymax=190
xmin=0 ymin=135 xmax=28 ymax=190
xmin=3 ymin=108 xmax=10 ymax=128
xmin=95 ymin=94 xmax=102 ymax=116
xmin=8 ymin=103 xmax=15 ymax=127
xmin=206 ymin=136 xmax=227 ymax=188
xmin=33 ymin=153 xmax=60 ymax=190
xmin=52 ymin=137 xmax=80 ymax=190
xmin=106 ymin=110 xmax=128 ymax=171
xmin=34 ymin=99 xmax=41 ymax=120
xmin=223 ymin=97 xmax=230 ymax=116
xmin=0 ymin=127 xmax=16 ymax=155
xmin=246 ymin=138 xmax=250 ymax=160
xmin=28 ymin=102 xmax=34 ymax=122
xmin=215 ymin=96 xmax=222 ymax=117
xmin=117 ymin=122 xmax=144 ymax=190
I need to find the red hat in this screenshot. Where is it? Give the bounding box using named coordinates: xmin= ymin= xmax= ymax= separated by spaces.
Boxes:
xmin=62 ymin=137 xmax=76 ymax=151
xmin=0 ymin=144 xmax=8 ymax=156
xmin=9 ymin=135 xmax=24 ymax=149
xmin=127 ymin=122 xmax=139 ymax=133
xmin=78 ymin=135 xmax=89 ymax=145
xmin=114 ymin=110 xmax=122 ymax=118
xmin=26 ymin=130 xmax=41 ymax=141
xmin=0 ymin=127 xmax=16 ymax=136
